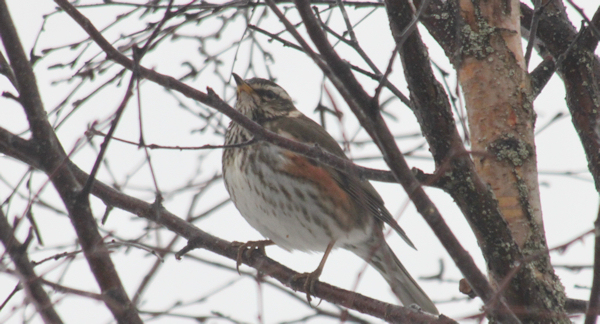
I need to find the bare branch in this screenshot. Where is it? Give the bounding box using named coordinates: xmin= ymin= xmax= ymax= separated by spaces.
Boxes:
xmin=521 ymin=2 xmax=600 ymax=191
xmin=0 ymin=117 xmax=452 ymax=322
xmin=0 ymin=2 xmax=143 ymax=322
xmin=585 ymin=205 xmax=600 ymax=324
xmin=289 ymin=0 xmax=520 ymax=322
xmin=0 ymin=210 xmax=63 ymax=324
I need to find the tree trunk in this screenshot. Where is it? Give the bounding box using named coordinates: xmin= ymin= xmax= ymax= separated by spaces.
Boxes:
xmin=457 ymin=0 xmax=568 ymax=322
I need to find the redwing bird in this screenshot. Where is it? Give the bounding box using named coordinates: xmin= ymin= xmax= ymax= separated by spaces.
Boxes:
xmin=222 ymin=74 xmax=438 ymax=314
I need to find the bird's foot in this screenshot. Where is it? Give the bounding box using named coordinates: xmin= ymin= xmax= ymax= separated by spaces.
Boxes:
xmin=291 ymin=268 xmax=323 ymax=304
xmin=232 ymin=239 xmax=274 ymax=274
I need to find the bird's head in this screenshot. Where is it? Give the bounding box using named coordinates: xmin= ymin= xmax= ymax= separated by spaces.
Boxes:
xmin=232 ymin=73 xmax=297 ymax=121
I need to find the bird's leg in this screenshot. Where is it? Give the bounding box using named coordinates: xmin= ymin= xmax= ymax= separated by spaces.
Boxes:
xmin=232 ymin=239 xmax=275 ymax=274
xmin=292 ymin=241 xmax=336 ymax=303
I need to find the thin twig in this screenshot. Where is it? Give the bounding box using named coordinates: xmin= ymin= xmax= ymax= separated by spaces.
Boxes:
xmin=524 ymin=0 xmax=543 ymax=69
xmin=373 ymin=0 xmax=430 ymax=103
xmin=564 ymin=0 xmax=600 ymax=43
xmin=81 ymin=74 xmax=136 ymax=197
xmin=88 ymin=128 xmax=258 ymax=150
xmin=0 ymin=209 xmax=63 ymax=323
xmin=585 ymin=205 xmax=600 ymax=324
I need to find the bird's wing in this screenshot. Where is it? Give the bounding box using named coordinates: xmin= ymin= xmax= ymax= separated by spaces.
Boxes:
xmin=264 ymin=114 xmax=415 ymax=249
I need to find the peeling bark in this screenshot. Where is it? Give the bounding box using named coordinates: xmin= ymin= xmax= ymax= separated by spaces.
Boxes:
xmin=456 ymin=0 xmax=567 ymax=322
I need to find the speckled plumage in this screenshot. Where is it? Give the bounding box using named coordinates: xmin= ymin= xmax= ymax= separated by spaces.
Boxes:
xmin=222 ymin=75 xmax=438 ymax=314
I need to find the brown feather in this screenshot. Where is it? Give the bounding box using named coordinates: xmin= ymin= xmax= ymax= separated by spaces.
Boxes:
xmin=263 ymin=114 xmax=416 ymax=249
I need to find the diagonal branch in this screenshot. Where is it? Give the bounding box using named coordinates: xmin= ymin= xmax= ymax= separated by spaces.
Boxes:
xmin=521 ymin=2 xmax=600 ymax=191
xmin=385 ymin=0 xmax=560 ymax=321
xmin=0 ymin=2 xmax=142 ymax=323
xmin=52 ymin=0 xmax=399 ymax=186
xmin=0 ymin=209 xmax=63 ymax=324
xmin=69 ymin=162 xmax=450 ymax=324
xmin=585 ymin=205 xmax=600 ymax=324
xmin=524 ymin=0 xmax=543 ymax=69
xmin=0 ymin=1 xmax=49 ymax=144
xmin=285 ymin=0 xmax=521 ymax=322
xmin=0 ymin=125 xmax=454 ymax=324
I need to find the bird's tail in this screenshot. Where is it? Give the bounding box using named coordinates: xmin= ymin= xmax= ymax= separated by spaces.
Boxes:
xmin=347 ymin=239 xmax=439 ymax=315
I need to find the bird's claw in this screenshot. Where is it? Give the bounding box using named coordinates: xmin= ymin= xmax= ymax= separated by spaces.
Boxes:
xmin=292 ymin=269 xmax=322 ymax=304
xmin=231 ymin=239 xmax=274 ymax=274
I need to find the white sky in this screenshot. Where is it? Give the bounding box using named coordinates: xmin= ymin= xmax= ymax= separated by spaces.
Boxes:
xmin=1 ymin=1 xmax=599 ymax=323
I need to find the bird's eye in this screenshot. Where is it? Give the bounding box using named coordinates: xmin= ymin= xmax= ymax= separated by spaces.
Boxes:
xmin=260 ymin=90 xmax=277 ymax=101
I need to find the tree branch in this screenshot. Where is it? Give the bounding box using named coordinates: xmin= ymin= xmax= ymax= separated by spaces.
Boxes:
xmin=289 ymin=0 xmax=520 ymax=322
xmin=386 ymin=0 xmax=562 ymax=321
xmin=0 ymin=210 xmax=63 ymax=324
xmin=585 ymin=205 xmax=600 ymax=324
xmin=0 ymin=2 xmax=142 ymax=323
xmin=0 ymin=127 xmax=453 ymax=323
xmin=52 ymin=0 xmax=405 ymax=187
xmin=521 ymin=2 xmax=600 ymax=191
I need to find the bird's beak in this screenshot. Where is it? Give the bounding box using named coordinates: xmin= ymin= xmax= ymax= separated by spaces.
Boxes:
xmin=232 ymin=73 xmax=254 ymax=95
